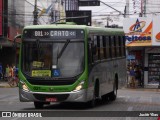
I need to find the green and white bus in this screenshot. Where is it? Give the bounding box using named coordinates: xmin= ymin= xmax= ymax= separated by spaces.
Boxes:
xmin=15 ymin=22 xmax=126 ymax=109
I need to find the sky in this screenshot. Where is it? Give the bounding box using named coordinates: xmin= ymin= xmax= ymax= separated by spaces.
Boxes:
xmin=79 ymin=0 xmax=127 ymax=26
xmin=79 ymin=0 xmax=144 ymax=27
xmin=25 ymin=0 xmax=142 ymax=26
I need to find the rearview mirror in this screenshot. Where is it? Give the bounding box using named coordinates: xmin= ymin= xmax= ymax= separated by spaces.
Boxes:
xmin=13 ymin=34 xmax=22 ymax=48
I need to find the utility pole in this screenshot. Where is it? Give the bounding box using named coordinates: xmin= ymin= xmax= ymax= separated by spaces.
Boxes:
xmin=143 ymin=0 xmax=146 ymax=17
xmin=125 ymin=0 xmax=129 ymax=18
xmin=139 ymin=0 xmax=143 ymax=17
xmin=33 ymin=0 xmax=38 ymax=25
xmin=140 ymin=0 xmax=146 ymax=17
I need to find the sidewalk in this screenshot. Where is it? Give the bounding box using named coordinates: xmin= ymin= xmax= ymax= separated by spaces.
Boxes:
xmin=0 ymin=81 xmax=10 ymax=88
xmin=122 ymin=86 xmax=160 ymax=92
xmin=0 ymin=81 xmax=12 ymax=88
xmin=124 ymin=82 xmax=160 ymax=91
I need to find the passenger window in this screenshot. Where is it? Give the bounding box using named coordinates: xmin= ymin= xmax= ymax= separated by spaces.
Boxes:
xmin=93 ymin=36 xmax=98 ymax=61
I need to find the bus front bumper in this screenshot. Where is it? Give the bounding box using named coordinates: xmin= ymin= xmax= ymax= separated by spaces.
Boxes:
xmin=19 ymin=89 xmax=87 ymax=102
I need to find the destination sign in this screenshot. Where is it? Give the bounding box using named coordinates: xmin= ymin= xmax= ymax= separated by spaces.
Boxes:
xmin=23 ymin=29 xmax=84 ymax=39
xmin=34 ymin=30 xmax=76 ymax=37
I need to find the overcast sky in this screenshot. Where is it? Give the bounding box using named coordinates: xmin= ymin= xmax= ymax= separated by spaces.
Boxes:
xmin=79 ymin=0 xmax=127 ymax=26
xmin=26 ymin=0 xmax=141 ymax=26
xmin=79 ymin=0 xmax=142 ymax=26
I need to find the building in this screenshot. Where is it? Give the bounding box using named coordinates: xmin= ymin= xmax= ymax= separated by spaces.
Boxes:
xmin=124 ymin=16 xmax=160 ymax=88
xmin=0 ymin=0 xmax=25 ymax=71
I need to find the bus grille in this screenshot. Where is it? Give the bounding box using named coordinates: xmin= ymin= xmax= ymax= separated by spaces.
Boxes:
xmin=27 ymin=78 xmax=76 ymax=86
xmin=33 ymin=94 xmax=69 ymax=101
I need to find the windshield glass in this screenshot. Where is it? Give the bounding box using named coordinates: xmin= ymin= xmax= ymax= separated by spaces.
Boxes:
xmin=22 ymin=40 xmax=84 ymax=78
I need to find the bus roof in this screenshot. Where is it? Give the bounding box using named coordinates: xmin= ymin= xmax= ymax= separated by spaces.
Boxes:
xmin=23 ymin=23 xmax=124 ymax=35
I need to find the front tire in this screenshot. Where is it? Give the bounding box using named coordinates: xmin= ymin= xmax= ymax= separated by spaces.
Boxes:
xmin=34 ymin=102 xmax=44 ymax=109
xmin=87 ymin=81 xmax=99 ymax=108
xmin=87 ymin=92 xmax=96 ymax=108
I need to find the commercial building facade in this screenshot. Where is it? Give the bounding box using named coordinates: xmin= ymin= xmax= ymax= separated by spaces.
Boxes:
xmin=0 ymin=0 xmax=25 ymax=71
xmin=124 ymin=16 xmax=160 ymax=88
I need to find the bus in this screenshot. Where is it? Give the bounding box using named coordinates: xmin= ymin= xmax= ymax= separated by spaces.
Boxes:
xmin=15 ymin=22 xmax=126 ymax=109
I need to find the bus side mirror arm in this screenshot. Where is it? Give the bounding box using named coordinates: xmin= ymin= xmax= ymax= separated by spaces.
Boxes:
xmin=13 ymin=34 xmax=22 ymax=48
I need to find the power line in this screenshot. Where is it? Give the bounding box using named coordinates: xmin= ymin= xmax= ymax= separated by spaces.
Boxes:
xmin=100 ymin=1 xmax=123 ymax=15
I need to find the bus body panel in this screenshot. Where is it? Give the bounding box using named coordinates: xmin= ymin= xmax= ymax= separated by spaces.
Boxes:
xmin=87 ymin=58 xmax=126 ymax=100
xmin=19 ymin=89 xmax=88 ymax=102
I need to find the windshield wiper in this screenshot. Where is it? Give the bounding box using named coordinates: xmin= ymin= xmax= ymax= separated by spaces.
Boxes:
xmin=57 ymin=39 xmax=70 ymax=59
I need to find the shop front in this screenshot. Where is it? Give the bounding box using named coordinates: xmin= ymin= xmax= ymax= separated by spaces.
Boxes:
xmin=123 ymin=17 xmax=160 ymax=88
xmin=144 ymin=47 xmax=160 ymax=88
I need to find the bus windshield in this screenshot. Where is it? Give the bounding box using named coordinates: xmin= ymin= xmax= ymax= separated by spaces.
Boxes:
xmin=22 ymin=40 xmax=84 ymax=78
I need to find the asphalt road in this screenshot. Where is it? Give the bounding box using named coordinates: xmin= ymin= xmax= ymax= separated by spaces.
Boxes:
xmin=0 ymin=87 xmax=160 ymax=120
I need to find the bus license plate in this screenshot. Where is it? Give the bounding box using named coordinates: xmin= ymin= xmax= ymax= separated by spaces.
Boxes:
xmin=46 ymin=98 xmax=57 ymax=102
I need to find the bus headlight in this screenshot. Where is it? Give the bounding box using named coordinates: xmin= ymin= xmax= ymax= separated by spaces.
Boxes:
xmin=73 ymin=81 xmax=84 ymax=92
xmin=22 ymin=84 xmax=29 ymax=91
xmin=20 ymin=81 xmax=29 ymax=92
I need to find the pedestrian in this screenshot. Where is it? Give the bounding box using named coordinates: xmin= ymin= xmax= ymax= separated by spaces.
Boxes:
xmin=13 ymin=65 xmax=16 ymax=76
xmin=5 ymin=64 xmax=9 ymax=81
xmin=15 ymin=66 xmax=18 ymax=77
xmin=134 ymin=66 xmax=140 ymax=87
xmin=138 ymin=67 xmax=143 ymax=87
xmin=127 ymin=64 xmax=130 ymax=87
xmin=14 ymin=66 xmax=19 ymax=86
xmin=8 ymin=65 xmax=15 ymax=86
xmin=9 ymin=65 xmax=14 ymax=78
xmin=129 ymin=67 xmax=135 ymax=88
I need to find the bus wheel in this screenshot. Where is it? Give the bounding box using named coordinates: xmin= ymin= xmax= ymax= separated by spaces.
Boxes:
xmin=87 ymin=91 xmax=96 ymax=108
xmin=87 ymin=81 xmax=99 ymax=108
xmin=109 ymin=82 xmax=117 ymax=101
xmin=102 ymin=94 xmax=109 ymax=103
xmin=34 ymin=102 xmax=44 ymax=109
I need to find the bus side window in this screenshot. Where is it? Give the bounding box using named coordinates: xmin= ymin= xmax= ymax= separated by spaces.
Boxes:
xmin=106 ymin=36 xmax=110 ymax=59
xmin=97 ymin=36 xmax=100 ymax=60
xmin=93 ymin=36 xmax=98 ymax=62
xmin=115 ymin=36 xmax=120 ymax=57
xmin=108 ymin=36 xmax=112 ymax=58
xmin=118 ymin=36 xmax=122 ymax=57
xmin=99 ymin=36 xmax=104 ymax=60
xmin=88 ymin=37 xmax=94 ymax=64
xmin=114 ymin=36 xmax=117 ymax=58
xmin=102 ymin=36 xmax=107 ymax=59
xmin=121 ymin=36 xmax=125 ymax=57
xmin=110 ymin=36 xmax=115 ymax=58
xmin=122 ymin=36 xmax=126 ymax=56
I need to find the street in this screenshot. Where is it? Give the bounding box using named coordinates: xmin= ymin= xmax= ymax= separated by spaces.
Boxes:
xmin=0 ymin=87 xmax=160 ymax=120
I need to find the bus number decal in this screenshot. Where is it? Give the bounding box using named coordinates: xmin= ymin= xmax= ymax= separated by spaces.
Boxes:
xmin=35 ymin=31 xmax=43 ymax=36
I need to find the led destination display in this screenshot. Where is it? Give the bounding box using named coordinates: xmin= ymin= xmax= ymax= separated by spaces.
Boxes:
xmin=23 ymin=29 xmax=84 ymax=39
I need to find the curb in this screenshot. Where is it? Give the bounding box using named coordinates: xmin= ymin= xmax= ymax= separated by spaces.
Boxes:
xmin=0 ymin=82 xmax=19 ymax=88
xmin=0 ymin=82 xmax=11 ymax=88
xmin=0 ymin=85 xmax=11 ymax=88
